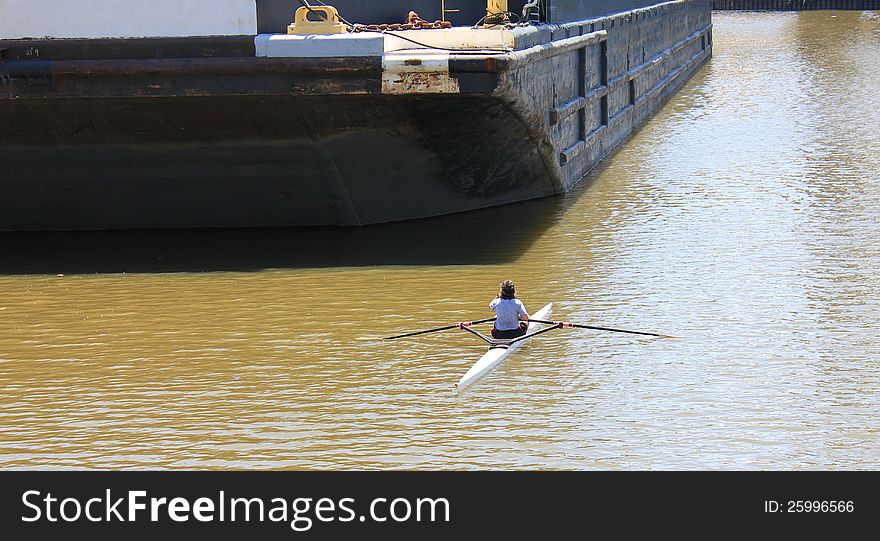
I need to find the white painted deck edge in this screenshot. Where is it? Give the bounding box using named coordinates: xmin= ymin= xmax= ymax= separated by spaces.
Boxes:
xmin=254 ymin=34 xmax=384 ymax=58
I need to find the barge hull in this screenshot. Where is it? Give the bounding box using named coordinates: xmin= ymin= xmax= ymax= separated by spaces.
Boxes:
xmin=0 ymin=0 xmax=713 ymax=231
xmin=0 ymin=95 xmax=555 ymax=228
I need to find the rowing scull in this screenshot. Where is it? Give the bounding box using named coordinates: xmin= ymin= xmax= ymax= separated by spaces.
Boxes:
xmin=456 ymin=302 xmax=553 ymax=390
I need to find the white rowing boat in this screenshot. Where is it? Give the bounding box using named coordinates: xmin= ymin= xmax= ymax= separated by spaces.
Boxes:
xmin=456 ymin=302 xmax=553 ymax=390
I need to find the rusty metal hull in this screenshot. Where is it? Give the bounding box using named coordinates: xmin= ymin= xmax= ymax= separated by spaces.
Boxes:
xmin=0 ymin=94 xmax=555 ymax=229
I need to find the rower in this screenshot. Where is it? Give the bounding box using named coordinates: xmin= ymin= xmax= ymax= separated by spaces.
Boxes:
xmin=489 ymin=280 xmax=531 ymax=339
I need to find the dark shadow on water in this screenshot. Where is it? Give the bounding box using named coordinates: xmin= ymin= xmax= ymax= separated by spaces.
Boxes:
xmin=0 ymin=196 xmax=567 ymax=275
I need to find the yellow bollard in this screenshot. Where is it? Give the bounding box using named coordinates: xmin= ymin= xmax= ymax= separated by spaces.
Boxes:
xmin=485 ymin=1 xmax=509 ymax=25
xmin=287 ymin=5 xmax=347 ymax=35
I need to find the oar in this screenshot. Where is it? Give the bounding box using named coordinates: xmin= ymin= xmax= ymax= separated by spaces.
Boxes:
xmin=528 ymin=319 xmax=677 ymax=339
xmin=384 ymin=317 xmax=496 ymax=340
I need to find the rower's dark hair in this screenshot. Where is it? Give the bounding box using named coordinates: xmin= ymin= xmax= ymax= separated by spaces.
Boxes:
xmin=499 ymin=280 xmax=516 ymax=299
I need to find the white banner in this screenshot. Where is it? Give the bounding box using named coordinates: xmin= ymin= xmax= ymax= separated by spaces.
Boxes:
xmin=0 ymin=0 xmax=257 ymax=39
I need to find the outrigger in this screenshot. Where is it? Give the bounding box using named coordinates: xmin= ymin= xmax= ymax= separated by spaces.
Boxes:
xmin=385 ymin=303 xmax=676 ymax=390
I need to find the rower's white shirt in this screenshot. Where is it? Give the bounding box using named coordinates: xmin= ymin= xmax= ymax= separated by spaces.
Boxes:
xmin=489 ymin=298 xmax=527 ymax=331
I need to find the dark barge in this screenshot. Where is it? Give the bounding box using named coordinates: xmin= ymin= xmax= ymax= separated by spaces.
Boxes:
xmin=0 ymin=1 xmax=713 ymax=230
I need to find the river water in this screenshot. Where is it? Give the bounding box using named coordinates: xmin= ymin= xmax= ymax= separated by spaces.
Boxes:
xmin=1 ymin=11 xmax=878 ymax=469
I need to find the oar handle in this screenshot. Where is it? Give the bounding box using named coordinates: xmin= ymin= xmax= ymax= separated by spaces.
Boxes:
xmin=528 ymin=318 xmax=673 ymax=338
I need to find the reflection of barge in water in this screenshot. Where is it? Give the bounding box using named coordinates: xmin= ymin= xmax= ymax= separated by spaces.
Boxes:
xmin=0 ymin=1 xmax=712 ymax=230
